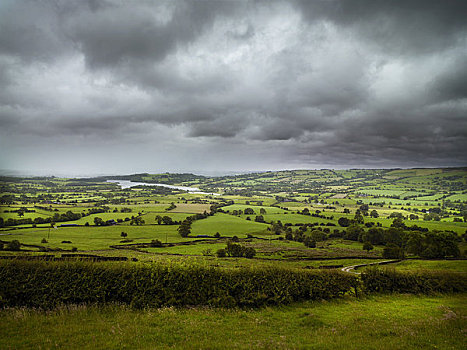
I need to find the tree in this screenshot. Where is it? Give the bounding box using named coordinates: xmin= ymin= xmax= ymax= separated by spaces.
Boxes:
xmin=178 ymin=219 xmax=191 ymax=237
xmin=259 ymin=208 xmax=267 ymax=215
xmin=310 ymin=229 xmax=327 ymax=242
xmin=225 ymin=241 xmax=244 ymax=257
xmin=384 ymin=227 xmax=404 ymax=246
xmin=405 ymin=231 xmax=424 ymax=256
xmin=167 ymin=202 xmax=177 ymax=211
xmin=344 ymin=225 xmax=363 ymax=241
xmin=155 ymin=215 xmax=162 ymax=225
xmin=370 ymin=210 xmax=379 ymax=218
xmin=243 ymin=247 xmax=256 ymax=258
xmin=303 ymin=237 xmax=316 ymax=248
xmin=216 ymin=248 xmax=226 ymax=257
xmin=382 ymin=243 xmax=404 ymax=259
xmin=365 ymin=227 xmax=384 ymax=245
xmin=359 ymin=204 xmax=369 ymax=212
xmin=244 ymin=208 xmax=255 ymax=215
xmin=419 ymin=231 xmax=460 ymax=258
xmin=391 ymin=217 xmax=405 ymax=229
xmin=363 ymin=241 xmax=374 ymax=252
xmin=6 ymin=240 xmax=21 ymax=251
xmin=94 ymin=217 xmax=104 ymax=226
xmin=150 ymin=239 xmax=163 ymax=247
xmin=162 ymin=216 xmax=174 ymax=225
xmin=130 ymin=216 xmax=145 ymax=226
xmin=121 ymin=232 xmax=128 ymax=238
xmin=353 ymin=210 xmax=364 ymax=224
xmin=255 ymin=215 xmax=265 ymax=223
xmin=338 ymin=217 xmax=351 ymax=227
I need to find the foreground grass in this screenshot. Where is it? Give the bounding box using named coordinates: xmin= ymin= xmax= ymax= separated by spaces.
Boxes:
xmin=1 ymin=294 xmax=465 ymax=349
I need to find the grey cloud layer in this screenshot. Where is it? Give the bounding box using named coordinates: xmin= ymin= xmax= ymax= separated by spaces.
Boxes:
xmin=0 ymin=0 xmax=466 ymax=174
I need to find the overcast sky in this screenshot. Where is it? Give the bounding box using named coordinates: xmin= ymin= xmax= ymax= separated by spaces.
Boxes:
xmin=0 ymin=0 xmax=466 ymax=176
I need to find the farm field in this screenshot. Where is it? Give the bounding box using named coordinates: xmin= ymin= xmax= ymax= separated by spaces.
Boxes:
xmin=1 ymin=168 xmax=466 ymax=265
xmin=1 ymin=168 xmax=466 ymax=349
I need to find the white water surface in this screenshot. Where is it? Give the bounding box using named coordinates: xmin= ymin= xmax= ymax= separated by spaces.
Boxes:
xmin=107 ymin=180 xmax=218 ymax=195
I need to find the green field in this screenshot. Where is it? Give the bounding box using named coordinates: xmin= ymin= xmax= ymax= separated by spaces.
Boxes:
xmin=0 ymin=294 xmax=465 ymax=349
xmin=1 ymin=168 xmax=467 ymax=348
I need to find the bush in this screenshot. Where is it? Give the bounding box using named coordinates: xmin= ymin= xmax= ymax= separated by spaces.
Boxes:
xmin=363 ymin=241 xmax=373 ymax=252
xmin=150 ymin=239 xmax=163 ymax=247
xmin=216 ymin=248 xmax=226 ymax=257
xmin=41 ymin=238 xmax=48 ymax=244
xmin=243 ymin=247 xmax=256 ymax=259
xmin=202 ymin=248 xmax=212 ymax=256
xmin=304 ymin=238 xmax=316 ymax=248
xmin=5 ymin=240 xmax=20 ymax=251
xmin=0 ymin=260 xmax=357 ymax=309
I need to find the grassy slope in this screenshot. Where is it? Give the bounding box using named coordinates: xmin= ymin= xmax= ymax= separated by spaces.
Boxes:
xmin=0 ymin=294 xmax=465 ymax=349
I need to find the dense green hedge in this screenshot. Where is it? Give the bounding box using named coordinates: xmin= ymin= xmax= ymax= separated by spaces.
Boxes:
xmin=361 ymin=267 xmax=467 ymax=294
xmin=0 ymin=261 xmax=357 ymax=309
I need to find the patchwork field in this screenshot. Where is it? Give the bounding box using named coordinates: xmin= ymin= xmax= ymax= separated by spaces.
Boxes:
xmin=1 ymin=168 xmax=466 ymax=349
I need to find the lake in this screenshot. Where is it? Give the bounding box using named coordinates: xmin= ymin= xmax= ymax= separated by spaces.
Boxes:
xmin=106 ymin=180 xmax=218 ymax=195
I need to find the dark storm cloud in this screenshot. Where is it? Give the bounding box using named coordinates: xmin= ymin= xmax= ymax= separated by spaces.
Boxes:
xmin=0 ymin=0 xmax=466 ymax=174
xmin=67 ymin=1 xmax=233 ymax=69
xmin=432 ymin=57 xmax=467 ymax=101
xmin=295 ymin=0 xmax=467 ymax=55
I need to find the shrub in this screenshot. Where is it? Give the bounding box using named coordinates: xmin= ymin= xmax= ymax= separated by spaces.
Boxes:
xmin=226 ymin=242 xmax=244 ymax=257
xmin=363 ymin=241 xmax=373 ymax=252
xmin=216 ymin=248 xmax=226 ymax=257
xmin=150 ymin=239 xmax=163 ymax=247
xmin=6 ymin=240 xmax=20 ymax=251
xmin=243 ymin=247 xmax=256 ymax=259
xmin=202 ymin=248 xmax=213 ymax=256
xmin=41 ymin=238 xmax=48 ymax=244
xmin=304 ymin=237 xmax=316 ymax=248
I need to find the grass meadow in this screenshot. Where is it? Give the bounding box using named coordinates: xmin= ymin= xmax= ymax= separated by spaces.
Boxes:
xmin=0 ymin=294 xmax=465 ymax=349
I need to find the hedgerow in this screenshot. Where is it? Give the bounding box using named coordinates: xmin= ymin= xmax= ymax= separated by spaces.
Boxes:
xmin=361 ymin=267 xmax=467 ymax=294
xmin=0 ymin=260 xmax=356 ymax=309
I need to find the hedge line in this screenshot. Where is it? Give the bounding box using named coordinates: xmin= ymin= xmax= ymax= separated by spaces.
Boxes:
xmin=0 ymin=260 xmax=357 ymax=309
xmin=361 ymin=267 xmax=467 ymax=294
xmin=1 ymin=261 xmax=465 ymax=309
